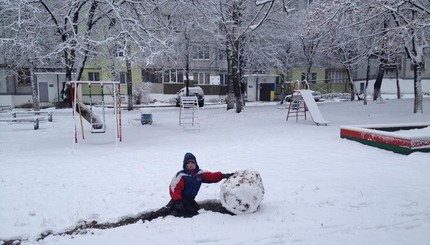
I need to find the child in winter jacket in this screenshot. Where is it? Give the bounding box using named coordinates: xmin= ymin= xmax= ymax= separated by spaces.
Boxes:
xmin=168 ymin=152 xmax=233 ymax=217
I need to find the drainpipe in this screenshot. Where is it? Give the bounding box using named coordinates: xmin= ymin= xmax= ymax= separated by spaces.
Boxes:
xmin=256 ymin=77 xmax=259 ymax=101
xmin=56 ymin=74 xmax=60 ymax=102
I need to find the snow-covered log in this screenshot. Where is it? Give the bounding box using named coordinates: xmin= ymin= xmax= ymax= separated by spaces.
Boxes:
xmin=220 ymin=170 xmax=265 ymax=215
xmin=76 ymin=101 xmax=103 ymax=129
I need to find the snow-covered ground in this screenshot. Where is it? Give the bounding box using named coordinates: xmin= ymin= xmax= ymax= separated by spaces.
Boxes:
xmin=1 ymin=96 xmax=429 ymax=245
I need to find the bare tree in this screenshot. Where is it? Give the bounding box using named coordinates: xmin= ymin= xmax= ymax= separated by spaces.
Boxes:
xmin=317 ymin=0 xmax=429 ymax=113
xmin=387 ymin=0 xmax=430 ymax=113
xmin=0 ymin=0 xmax=62 ymax=110
xmin=218 ymin=0 xmax=279 ymax=113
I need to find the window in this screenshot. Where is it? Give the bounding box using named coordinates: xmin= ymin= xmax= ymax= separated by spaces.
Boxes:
xmin=310 ymin=73 xmax=317 ymax=83
xmin=119 ymin=72 xmax=127 ymax=84
xmin=166 ymin=14 xmax=182 ymax=32
xmin=171 ymin=70 xmax=184 ymax=83
xmin=114 ymin=44 xmax=124 ymax=57
xmin=327 ymin=70 xmax=345 ymax=84
xmin=218 ymin=49 xmax=225 ymax=61
xmin=204 ymin=48 xmax=209 ymax=60
xmin=193 ymin=72 xmax=210 ymax=85
xmin=177 ymin=71 xmax=184 ymax=83
xmin=88 ymin=72 xmax=100 ymax=81
xmin=220 ymin=73 xmax=228 ymax=85
xmin=142 ymin=69 xmax=162 ymax=83
xmin=410 ymin=61 xmax=426 ymax=70
xmin=109 ymin=18 xmax=117 ymax=29
xmin=163 ymin=70 xmax=170 ymax=83
xmin=17 ymin=69 xmax=31 ymax=86
xmin=192 ymin=46 xmax=210 ymax=60
xmin=162 ymin=70 xmax=184 ymax=83
xmin=305 ymin=0 xmax=313 ymax=8
xmin=301 ymin=72 xmax=317 ymax=83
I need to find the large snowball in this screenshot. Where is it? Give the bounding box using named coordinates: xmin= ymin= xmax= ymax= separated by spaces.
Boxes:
xmin=220 ymin=170 xmax=265 ymax=215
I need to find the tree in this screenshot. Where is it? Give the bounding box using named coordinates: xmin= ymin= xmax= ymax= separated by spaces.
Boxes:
xmin=316 ymin=0 xmax=371 ymax=101
xmin=30 ymin=0 xmax=170 ymax=115
xmin=0 ymin=0 xmax=59 ymax=110
xmin=160 ymin=0 xmax=219 ymax=95
xmin=317 ymin=0 xmax=429 ymax=113
xmin=218 ymin=0 xmax=278 ymax=113
xmin=387 ymin=0 xmax=430 ymax=113
xmin=238 ymin=4 xmax=297 ymax=103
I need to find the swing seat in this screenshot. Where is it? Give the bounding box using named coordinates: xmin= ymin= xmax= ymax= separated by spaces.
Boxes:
xmin=91 ymin=123 xmax=106 ymax=133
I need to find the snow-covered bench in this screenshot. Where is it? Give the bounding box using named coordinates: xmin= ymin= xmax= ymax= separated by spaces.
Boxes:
xmin=0 ymin=117 xmax=43 ymax=130
xmin=11 ymin=111 xmax=53 ymax=122
xmin=0 ymin=105 xmax=12 ymax=112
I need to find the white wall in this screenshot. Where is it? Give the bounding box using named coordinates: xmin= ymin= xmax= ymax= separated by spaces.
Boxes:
xmin=245 ymin=75 xmax=278 ymax=102
xmin=1 ymin=73 xmax=66 ymax=107
xmin=0 ymin=95 xmax=33 ymax=108
xmin=13 ymin=95 xmax=33 ymax=106
xmin=354 ymin=78 xmax=430 ymax=94
xmin=0 ymin=95 xmax=13 ymax=107
xmin=36 ymin=73 xmax=65 ymax=102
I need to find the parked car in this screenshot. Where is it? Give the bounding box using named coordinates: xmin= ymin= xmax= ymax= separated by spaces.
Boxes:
xmin=284 ymin=90 xmax=321 ymax=102
xmin=175 ymin=86 xmax=205 ymax=107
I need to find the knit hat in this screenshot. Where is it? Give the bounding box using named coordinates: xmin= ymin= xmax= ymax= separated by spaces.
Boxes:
xmin=183 ymin=152 xmax=199 ymax=171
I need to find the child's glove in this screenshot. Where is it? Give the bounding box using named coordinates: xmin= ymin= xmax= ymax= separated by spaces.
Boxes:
xmin=221 ymin=173 xmax=234 ymax=179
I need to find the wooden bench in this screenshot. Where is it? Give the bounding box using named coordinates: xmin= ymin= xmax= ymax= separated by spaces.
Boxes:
xmin=0 ymin=117 xmax=43 ymax=130
xmin=11 ymin=111 xmax=53 ymax=122
xmin=0 ymin=105 xmax=12 ymax=112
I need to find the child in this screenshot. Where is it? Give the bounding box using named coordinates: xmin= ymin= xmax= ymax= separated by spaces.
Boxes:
xmin=168 ymin=152 xmax=233 ymax=217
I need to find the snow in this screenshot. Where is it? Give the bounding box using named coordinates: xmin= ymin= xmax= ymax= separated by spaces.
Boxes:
xmin=1 ymin=97 xmax=430 ymax=245
xmin=220 ymin=170 xmax=265 ymax=214
xmin=397 ymin=126 xmax=430 ymax=136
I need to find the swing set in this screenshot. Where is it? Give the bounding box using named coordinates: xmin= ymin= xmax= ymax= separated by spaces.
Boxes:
xmin=69 ymin=81 xmax=122 ymax=147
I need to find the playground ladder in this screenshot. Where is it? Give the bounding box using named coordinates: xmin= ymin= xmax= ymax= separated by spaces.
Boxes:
xmin=286 ymin=80 xmax=309 ymax=122
xmin=179 ymin=96 xmax=200 ymax=131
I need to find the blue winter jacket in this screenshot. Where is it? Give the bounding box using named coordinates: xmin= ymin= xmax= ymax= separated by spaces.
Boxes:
xmin=169 ymin=153 xmax=222 ymax=201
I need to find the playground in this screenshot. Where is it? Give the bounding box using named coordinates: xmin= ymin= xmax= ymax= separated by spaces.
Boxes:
xmin=0 ymin=96 xmax=429 ymax=245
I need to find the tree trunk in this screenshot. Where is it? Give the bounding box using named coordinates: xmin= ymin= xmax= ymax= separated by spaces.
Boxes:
xmin=396 ymin=63 xmax=400 ymax=99
xmin=232 ymin=54 xmax=243 ymax=113
xmin=226 ymin=45 xmax=235 ymax=110
xmin=232 ymin=2 xmax=243 ymax=113
xmin=185 ymin=33 xmax=191 ymax=96
xmin=364 ymin=57 xmax=371 ymax=105
xmin=126 ymin=56 xmax=133 ymax=111
xmin=232 ymin=39 xmax=243 ymax=113
xmin=61 ymin=51 xmax=74 ymax=106
xmin=30 ymin=66 xmax=40 ymax=111
xmin=185 ymin=51 xmax=190 ymax=95
xmin=240 ymin=82 xmax=246 ymax=106
xmin=373 ymin=63 xmax=385 ymax=101
xmin=239 ymin=35 xmax=246 ymax=107
xmin=279 ymin=80 xmax=285 ymax=105
xmin=413 ymin=63 xmax=423 ymax=113
xmin=306 ymin=65 xmax=312 ymax=83
xmin=346 ymin=67 xmax=355 ymax=101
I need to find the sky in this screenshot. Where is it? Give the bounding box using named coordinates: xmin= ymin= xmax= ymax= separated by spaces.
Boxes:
xmin=1 ymin=95 xmax=430 ymax=245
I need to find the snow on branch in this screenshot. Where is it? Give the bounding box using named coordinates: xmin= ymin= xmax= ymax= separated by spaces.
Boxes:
xmin=255 ymin=0 xmax=273 ymax=5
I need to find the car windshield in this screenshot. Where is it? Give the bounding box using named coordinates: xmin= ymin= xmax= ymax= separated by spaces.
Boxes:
xmin=180 ymin=88 xmax=202 ymax=95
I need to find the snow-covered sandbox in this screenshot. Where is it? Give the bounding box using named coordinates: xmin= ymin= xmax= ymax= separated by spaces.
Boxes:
xmin=340 ymin=123 xmax=430 ymax=155
xmin=220 ymin=170 xmax=265 ymax=215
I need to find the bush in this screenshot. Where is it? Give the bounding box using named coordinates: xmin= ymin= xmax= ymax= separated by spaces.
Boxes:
xmin=17 ymin=103 xmax=33 ymax=108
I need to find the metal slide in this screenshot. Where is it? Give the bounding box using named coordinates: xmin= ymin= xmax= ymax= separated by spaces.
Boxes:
xmin=298 ymin=89 xmax=329 ymax=126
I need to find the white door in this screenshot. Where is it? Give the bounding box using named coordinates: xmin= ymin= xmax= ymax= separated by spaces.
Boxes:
xmin=246 ymin=79 xmax=257 ymax=101
xmin=39 ymin=82 xmax=49 ymax=102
